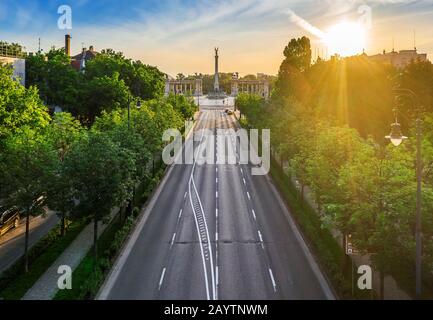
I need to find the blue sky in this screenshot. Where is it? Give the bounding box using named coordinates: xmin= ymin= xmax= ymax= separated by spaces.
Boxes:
xmin=1 ymin=0 xmax=433 ymax=76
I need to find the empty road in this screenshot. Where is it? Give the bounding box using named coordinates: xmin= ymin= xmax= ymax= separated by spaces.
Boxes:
xmin=99 ymin=106 xmax=335 ymax=300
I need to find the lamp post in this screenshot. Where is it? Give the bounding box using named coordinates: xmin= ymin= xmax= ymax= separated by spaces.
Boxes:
xmin=385 ymin=88 xmax=422 ymax=298
xmin=128 ymin=97 xmax=141 ymax=129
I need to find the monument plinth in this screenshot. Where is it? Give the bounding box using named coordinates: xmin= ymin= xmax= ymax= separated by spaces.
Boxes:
xmin=207 ymin=47 xmax=227 ymax=99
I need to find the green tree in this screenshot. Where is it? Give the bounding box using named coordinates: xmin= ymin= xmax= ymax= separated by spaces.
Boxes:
xmin=45 ymin=112 xmax=84 ymax=236
xmin=274 ymin=36 xmax=312 ymax=99
xmin=84 ymin=50 xmax=165 ymax=100
xmin=26 ymin=48 xmax=80 ymax=110
xmin=64 ymin=131 xmax=135 ymax=262
xmin=77 ymin=72 xmax=130 ymax=125
xmin=0 ymin=64 xmax=50 ymax=143
xmin=0 ymin=127 xmax=57 ymax=272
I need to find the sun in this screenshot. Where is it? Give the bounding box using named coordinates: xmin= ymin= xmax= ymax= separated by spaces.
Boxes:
xmin=323 ymin=22 xmax=367 ymax=57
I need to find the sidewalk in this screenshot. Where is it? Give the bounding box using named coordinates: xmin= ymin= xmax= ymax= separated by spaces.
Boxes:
xmin=22 ymin=210 xmax=117 ymax=300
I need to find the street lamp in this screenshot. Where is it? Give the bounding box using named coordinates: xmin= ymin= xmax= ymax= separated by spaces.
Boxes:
xmin=385 ymin=88 xmax=423 ymax=298
xmin=385 ymin=109 xmax=408 ymax=147
xmin=128 ymin=97 xmax=141 ymax=129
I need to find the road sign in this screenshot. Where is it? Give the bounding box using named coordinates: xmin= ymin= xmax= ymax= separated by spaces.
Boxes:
xmin=345 ymin=234 xmax=359 ymax=255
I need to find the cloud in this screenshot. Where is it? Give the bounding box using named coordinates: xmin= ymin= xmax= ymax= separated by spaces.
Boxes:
xmin=1 ymin=0 xmax=432 ymax=75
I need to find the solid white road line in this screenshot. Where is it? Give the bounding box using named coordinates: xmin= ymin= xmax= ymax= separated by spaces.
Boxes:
xmin=159 ymin=268 xmax=166 ymax=290
xmin=268 ymin=268 xmax=277 ymax=292
xmin=216 ymin=266 xmax=219 ymax=287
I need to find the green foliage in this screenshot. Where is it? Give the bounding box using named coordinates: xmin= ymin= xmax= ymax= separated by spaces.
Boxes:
xmin=237 ymin=35 xmax=433 ymax=298
xmin=0 ymin=65 xmax=50 ymax=142
xmin=26 ymin=49 xmax=80 ymax=109
xmin=65 ymin=131 xmax=135 ymax=222
xmin=84 ymin=49 xmax=165 ymax=100
xmin=0 ymin=127 xmax=56 ymax=213
xmin=166 ymin=93 xmax=197 ymax=120
xmin=0 ymin=220 xmax=86 ymax=300
xmin=44 ymin=113 xmax=85 ymax=230
xmin=77 ymin=72 xmax=131 ymax=125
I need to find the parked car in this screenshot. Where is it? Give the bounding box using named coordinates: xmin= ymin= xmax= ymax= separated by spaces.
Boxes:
xmin=0 ymin=206 xmax=20 ymax=236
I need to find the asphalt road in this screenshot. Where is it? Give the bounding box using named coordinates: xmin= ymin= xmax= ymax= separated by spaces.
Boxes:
xmin=99 ymin=107 xmax=335 ymax=300
xmin=0 ymin=211 xmax=59 ymax=273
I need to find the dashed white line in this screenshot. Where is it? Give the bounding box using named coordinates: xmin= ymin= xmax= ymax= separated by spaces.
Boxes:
xmin=170 ymin=233 xmax=176 ymax=248
xmin=268 ymin=268 xmax=277 ymax=292
xmin=243 ymin=178 xmax=246 ymax=185
xmin=184 ymin=192 xmax=187 ymax=200
xmin=252 ymin=209 xmax=256 ymax=221
xmin=247 ymin=192 xmax=251 ymax=200
xmin=216 ymin=208 xmax=218 ymax=218
xmin=178 ymin=209 xmax=183 ymax=220
xmin=258 ymin=230 xmax=264 ymax=249
xmin=258 ymin=230 xmax=263 ymax=242
xmin=216 ymin=232 xmax=219 ymax=241
xmin=216 ymin=191 xmax=218 ymax=198
xmin=158 ymin=268 xmax=166 ymax=290
xmin=216 ymin=178 xmax=218 ymax=184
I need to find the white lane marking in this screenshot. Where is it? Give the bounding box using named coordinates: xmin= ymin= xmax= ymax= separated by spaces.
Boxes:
xmin=170 ymin=233 xmax=176 ymax=248
xmin=216 ymin=208 xmax=218 ymax=218
xmin=258 ymin=230 xmax=263 ymax=242
xmin=243 ymin=178 xmax=246 ymax=185
xmin=188 ymin=111 xmax=216 ymax=301
xmin=258 ymin=230 xmax=264 ymax=249
xmin=216 ymin=191 xmax=218 ymax=198
xmin=216 ymin=178 xmax=218 ymax=184
xmin=252 ymin=209 xmax=256 ymax=221
xmin=184 ymin=192 xmax=187 ymax=200
xmin=240 ymin=168 xmax=243 ymax=175
xmin=216 ymin=167 xmax=218 ymax=173
xmin=178 ymin=209 xmax=183 ymax=220
xmin=216 ymin=266 xmax=219 ymax=287
xmin=268 ymin=268 xmax=277 ymax=292
xmin=158 ymin=268 xmax=166 ymax=290
xmin=247 ymin=192 xmax=251 ymax=200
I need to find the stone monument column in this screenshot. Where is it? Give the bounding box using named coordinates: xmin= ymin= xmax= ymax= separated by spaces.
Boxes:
xmin=214 ymin=47 xmax=220 ymax=92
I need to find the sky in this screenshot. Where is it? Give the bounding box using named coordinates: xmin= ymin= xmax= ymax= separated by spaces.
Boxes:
xmin=1 ymin=0 xmax=433 ymax=76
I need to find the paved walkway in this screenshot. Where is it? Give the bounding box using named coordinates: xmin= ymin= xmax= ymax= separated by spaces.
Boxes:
xmin=22 ymin=210 xmax=117 ymax=300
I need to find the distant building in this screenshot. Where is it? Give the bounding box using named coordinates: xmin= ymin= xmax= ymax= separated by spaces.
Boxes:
xmin=0 ymin=56 xmax=25 ymax=86
xmin=64 ymin=34 xmax=99 ymax=72
xmin=0 ymin=43 xmax=26 ymax=86
xmin=71 ymin=46 xmax=99 ymax=72
xmin=165 ymin=78 xmax=203 ymax=96
xmin=368 ymin=49 xmax=428 ymax=69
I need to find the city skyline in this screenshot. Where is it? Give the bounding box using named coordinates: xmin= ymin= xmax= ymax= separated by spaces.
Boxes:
xmin=1 ymin=0 xmax=433 ymax=76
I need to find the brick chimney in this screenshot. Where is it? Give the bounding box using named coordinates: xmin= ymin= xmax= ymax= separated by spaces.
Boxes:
xmin=65 ymin=34 xmax=71 ymax=57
